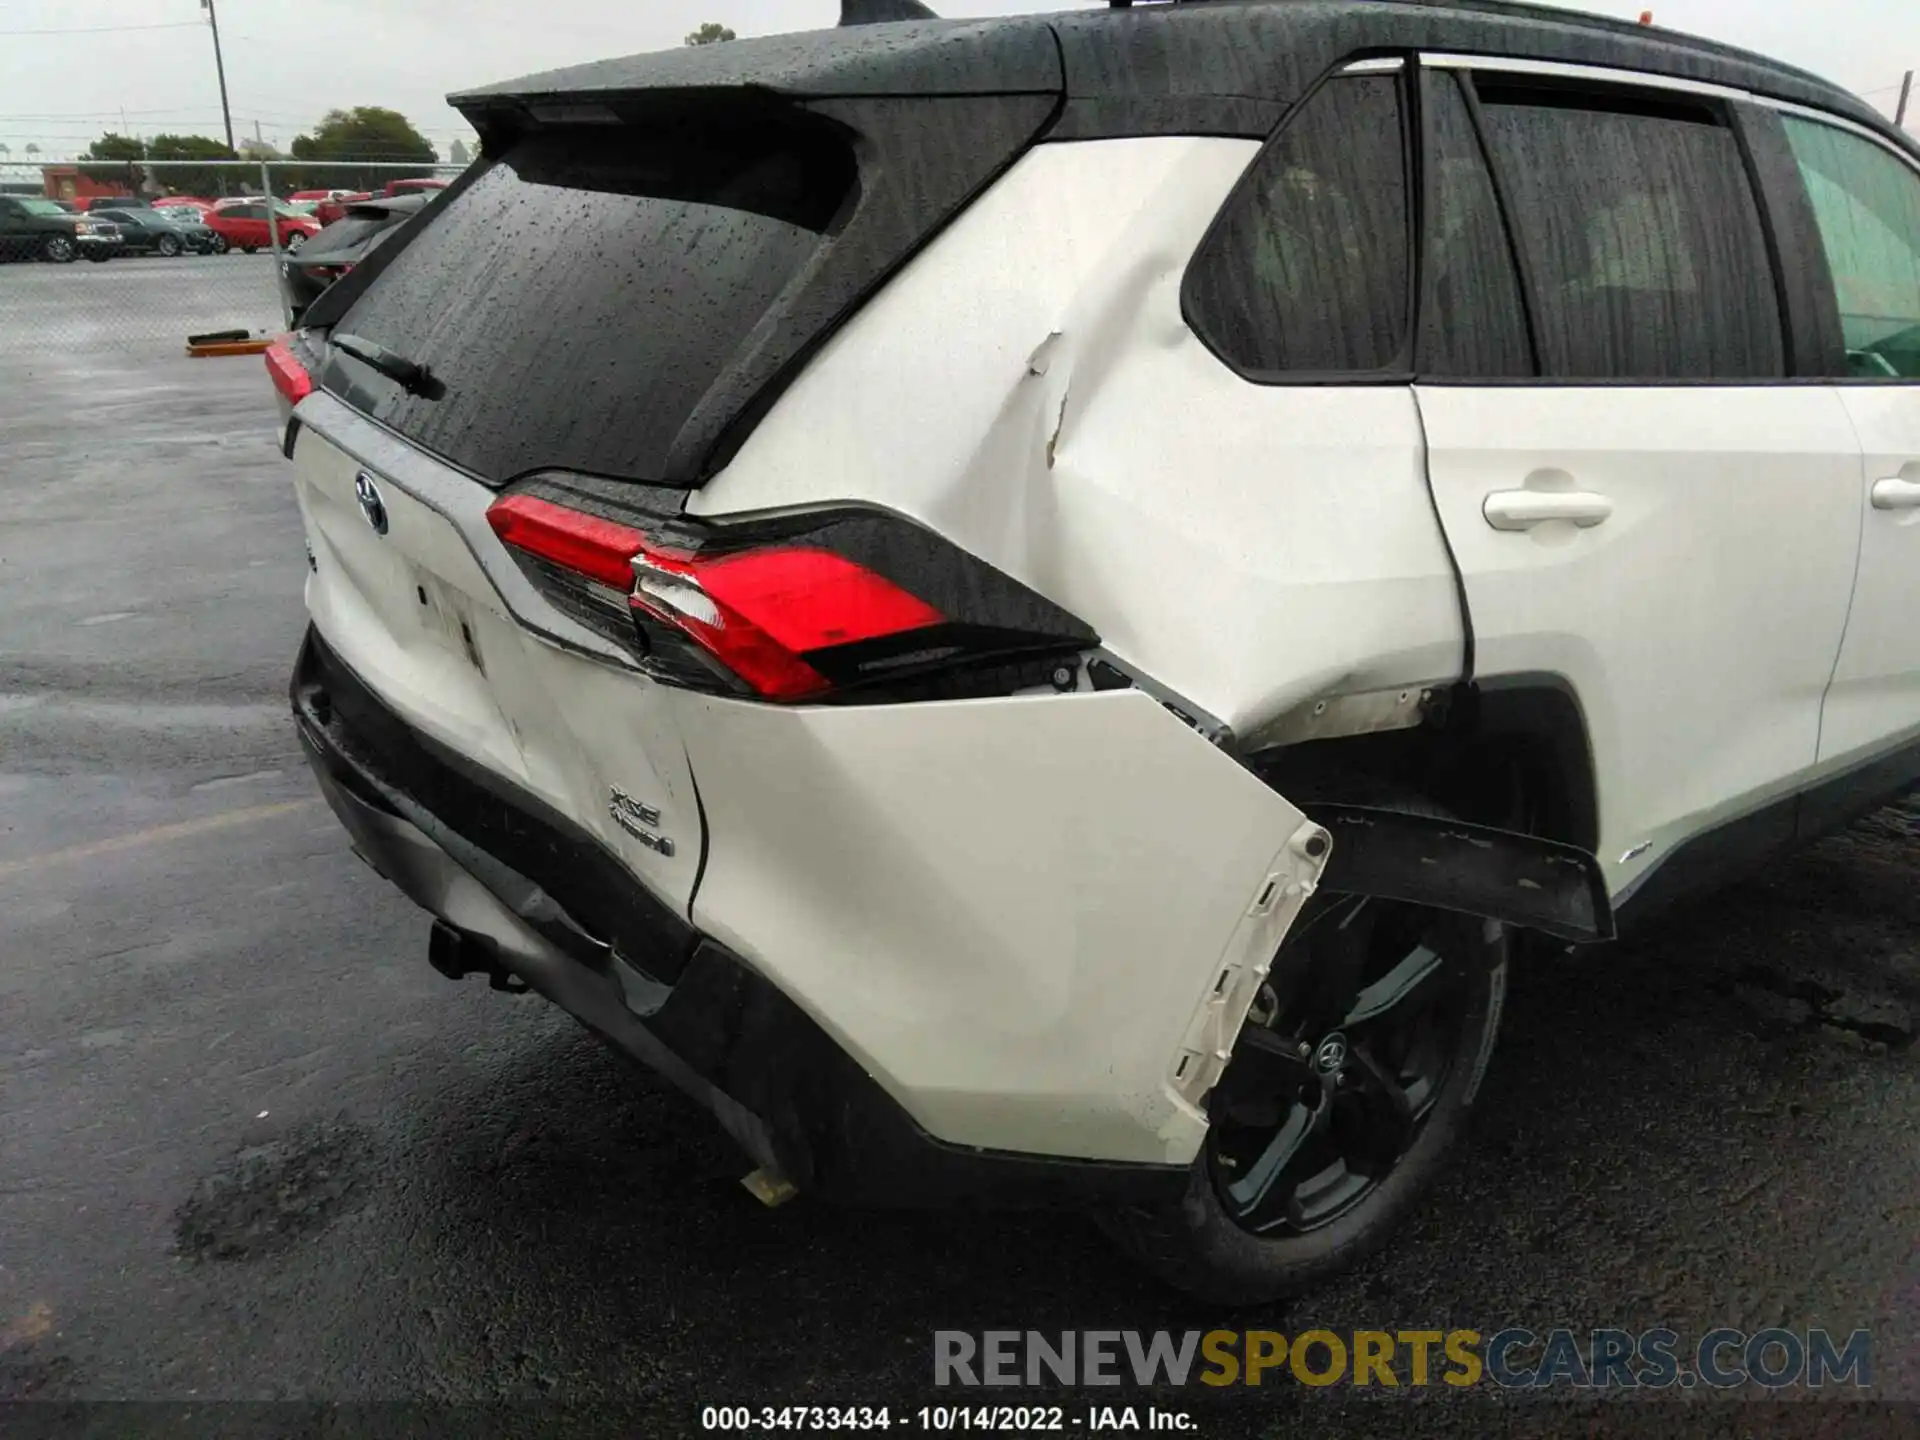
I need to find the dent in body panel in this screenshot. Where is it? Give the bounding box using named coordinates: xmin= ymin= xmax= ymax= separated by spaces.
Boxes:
xmin=673 ymin=684 xmax=1328 ymax=1163
xmin=676 ymin=91 xmax=1063 ymax=481
xmin=293 ymin=423 xmax=706 ymax=915
xmin=694 ymin=135 xmax=1464 ymax=738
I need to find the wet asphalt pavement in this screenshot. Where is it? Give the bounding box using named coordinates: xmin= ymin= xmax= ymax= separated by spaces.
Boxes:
xmin=2 ymin=265 xmax=1918 ymax=1436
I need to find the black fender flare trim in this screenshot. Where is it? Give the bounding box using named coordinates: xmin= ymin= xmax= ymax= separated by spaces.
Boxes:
xmin=1304 ymin=802 xmax=1615 ymax=943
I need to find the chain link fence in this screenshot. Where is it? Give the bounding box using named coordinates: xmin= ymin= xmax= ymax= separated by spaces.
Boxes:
xmin=0 ymin=159 xmax=463 ymax=362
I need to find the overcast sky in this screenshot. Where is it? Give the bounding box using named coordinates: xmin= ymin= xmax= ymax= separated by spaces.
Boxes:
xmin=0 ymin=0 xmax=1914 ymax=162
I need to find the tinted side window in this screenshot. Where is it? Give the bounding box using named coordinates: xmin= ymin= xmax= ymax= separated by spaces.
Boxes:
xmin=1782 ymin=117 xmax=1920 ymax=380
xmin=1478 ymin=86 xmax=1783 ymax=380
xmin=1185 ymin=74 xmax=1411 ymax=376
xmin=1418 ymin=70 xmax=1532 ymax=378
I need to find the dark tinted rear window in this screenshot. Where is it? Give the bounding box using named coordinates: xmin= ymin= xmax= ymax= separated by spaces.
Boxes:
xmin=1478 ymin=84 xmax=1783 ymax=380
xmin=328 ymin=117 xmax=854 ymax=486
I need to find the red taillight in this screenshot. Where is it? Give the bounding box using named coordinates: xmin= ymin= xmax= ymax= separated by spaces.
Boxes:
xmin=696 ymin=549 xmax=943 ymax=653
xmin=264 ymin=340 xmax=312 ymax=405
xmin=485 ymin=494 xmax=944 ymax=702
xmin=486 ymin=493 xmax=648 ymax=589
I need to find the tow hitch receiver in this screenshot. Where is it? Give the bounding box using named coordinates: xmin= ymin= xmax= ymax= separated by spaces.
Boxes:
xmin=1304 ymin=804 xmax=1615 ymax=943
xmin=428 ymin=920 xmax=532 ymax=993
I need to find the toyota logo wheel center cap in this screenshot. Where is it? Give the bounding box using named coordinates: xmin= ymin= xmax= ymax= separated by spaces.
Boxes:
xmin=1313 ymin=1032 xmax=1349 ymax=1075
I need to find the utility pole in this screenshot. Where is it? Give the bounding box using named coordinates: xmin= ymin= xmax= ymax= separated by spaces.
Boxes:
xmin=1898 ymin=70 xmax=1914 ymax=130
xmin=203 ymin=0 xmax=235 ymax=154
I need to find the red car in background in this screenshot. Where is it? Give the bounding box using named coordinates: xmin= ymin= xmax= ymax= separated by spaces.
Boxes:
xmin=314 ymin=177 xmax=446 ymax=226
xmin=204 ymin=199 xmax=321 ymax=253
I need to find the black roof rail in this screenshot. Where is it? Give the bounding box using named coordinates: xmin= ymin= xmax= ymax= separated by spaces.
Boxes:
xmin=839 ymin=0 xmax=938 ymax=23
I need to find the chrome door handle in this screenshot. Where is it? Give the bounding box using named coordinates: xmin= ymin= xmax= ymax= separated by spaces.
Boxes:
xmin=1482 ymin=489 xmax=1615 ymax=531
xmin=1871 ymin=477 xmax=1920 ymax=510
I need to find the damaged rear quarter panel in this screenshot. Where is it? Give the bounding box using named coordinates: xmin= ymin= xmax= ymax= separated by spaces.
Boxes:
xmin=673 ymin=684 xmax=1330 ymax=1164
xmin=688 ymin=135 xmax=1464 ymax=740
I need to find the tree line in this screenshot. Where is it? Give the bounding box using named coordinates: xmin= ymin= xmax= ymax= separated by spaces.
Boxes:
xmin=73 ymin=23 xmax=736 ymax=198
xmin=78 ymin=107 xmax=444 ymax=197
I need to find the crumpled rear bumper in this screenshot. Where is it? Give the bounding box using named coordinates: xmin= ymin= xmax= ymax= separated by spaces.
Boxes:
xmin=291 ymin=626 xmax=1190 ymax=1207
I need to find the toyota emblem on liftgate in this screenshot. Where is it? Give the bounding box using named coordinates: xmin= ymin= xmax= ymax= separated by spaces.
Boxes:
xmin=354 ymin=471 xmax=389 ymax=535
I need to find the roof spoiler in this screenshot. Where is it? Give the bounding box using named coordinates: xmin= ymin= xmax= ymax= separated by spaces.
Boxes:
xmin=839 ymin=0 xmax=937 ymax=23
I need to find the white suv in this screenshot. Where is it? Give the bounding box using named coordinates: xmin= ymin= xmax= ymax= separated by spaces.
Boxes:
xmin=268 ymin=0 xmax=1920 ymax=1302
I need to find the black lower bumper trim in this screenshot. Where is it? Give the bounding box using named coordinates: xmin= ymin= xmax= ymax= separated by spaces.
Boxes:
xmin=290 ymin=625 xmax=1186 ymax=1208
xmin=293 ymin=627 xmax=697 ymax=983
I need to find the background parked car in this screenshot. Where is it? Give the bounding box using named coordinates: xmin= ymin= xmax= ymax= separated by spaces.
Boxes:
xmin=152 ymin=196 xmax=216 ymax=213
xmin=279 ymin=194 xmax=425 ymax=324
xmin=0 ymin=196 xmax=122 ymax=262
xmin=91 ymin=206 xmax=221 ymax=257
xmin=314 ymin=178 xmax=446 ymax=226
xmin=204 ymin=200 xmax=320 ymax=254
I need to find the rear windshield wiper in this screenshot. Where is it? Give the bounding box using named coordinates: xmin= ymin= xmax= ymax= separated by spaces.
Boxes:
xmin=333 ymin=332 xmax=437 ymax=397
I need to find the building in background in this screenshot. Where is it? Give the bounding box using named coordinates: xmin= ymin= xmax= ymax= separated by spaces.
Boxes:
xmin=38 ymin=165 xmax=144 ymax=204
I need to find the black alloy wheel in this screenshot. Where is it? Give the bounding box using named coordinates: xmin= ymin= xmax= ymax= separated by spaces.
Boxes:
xmin=1206 ymin=895 xmax=1468 ymax=1235
xmin=1098 ymin=784 xmax=1508 ymax=1305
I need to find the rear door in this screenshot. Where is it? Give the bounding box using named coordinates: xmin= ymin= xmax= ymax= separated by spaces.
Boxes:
xmin=1411 ymin=58 xmax=1863 ymax=897
xmin=1772 ymin=110 xmax=1920 ymax=777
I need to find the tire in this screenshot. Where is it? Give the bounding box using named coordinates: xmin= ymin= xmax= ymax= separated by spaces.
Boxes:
xmin=210 ymin=235 xmax=229 ymax=255
xmin=284 ymin=232 xmax=306 ymax=253
xmin=83 ymin=249 xmax=112 ymax=263
xmin=1099 ymin=780 xmax=1509 ymax=1306
xmin=41 ymin=234 xmax=75 ymax=263
xmin=242 ymin=246 xmax=258 ymax=255
xmin=156 ymin=234 xmax=182 ymax=258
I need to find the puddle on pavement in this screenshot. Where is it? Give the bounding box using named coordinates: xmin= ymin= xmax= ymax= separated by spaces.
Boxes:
xmin=174 ymin=1117 xmax=374 ymax=1262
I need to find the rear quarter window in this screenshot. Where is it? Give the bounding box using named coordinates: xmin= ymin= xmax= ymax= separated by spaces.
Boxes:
xmin=1183 ymin=73 xmax=1413 ymax=378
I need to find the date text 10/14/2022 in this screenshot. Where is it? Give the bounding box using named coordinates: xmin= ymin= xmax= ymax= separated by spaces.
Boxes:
xmin=700 ymin=1406 xmax=1194 ymax=1432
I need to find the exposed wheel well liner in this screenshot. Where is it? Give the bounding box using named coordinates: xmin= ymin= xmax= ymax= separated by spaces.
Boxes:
xmin=1251 ymin=674 xmax=1601 ymax=857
